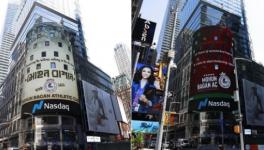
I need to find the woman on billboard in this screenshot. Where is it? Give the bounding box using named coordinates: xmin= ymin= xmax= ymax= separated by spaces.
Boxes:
xmin=132 ymin=65 xmax=160 ymax=113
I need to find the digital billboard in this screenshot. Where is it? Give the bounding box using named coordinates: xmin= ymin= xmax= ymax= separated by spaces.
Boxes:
xmin=132 ymin=17 xmax=156 ymax=45
xmin=189 ymin=26 xmax=235 ymax=112
xmin=243 ymin=79 xmax=264 ymax=126
xmin=132 ymin=120 xmax=159 ymax=134
xmin=22 ymin=36 xmax=79 ymax=104
xmin=132 ymin=63 xmax=163 ymax=115
xmin=82 ymin=80 xmax=120 ymax=134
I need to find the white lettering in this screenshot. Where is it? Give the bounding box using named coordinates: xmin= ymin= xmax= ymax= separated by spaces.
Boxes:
xmin=44 ymin=103 xmax=70 ymax=111
xmin=208 ymin=101 xmax=230 ymax=108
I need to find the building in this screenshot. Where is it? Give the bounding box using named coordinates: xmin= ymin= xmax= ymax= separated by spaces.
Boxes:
xmin=114 ymin=44 xmax=131 ymax=81
xmin=132 ymin=0 xmax=143 ymax=31
xmin=0 ymin=1 xmax=121 ymax=149
xmin=165 ymin=0 xmax=252 ymax=146
xmin=157 ymin=0 xmax=184 ymax=62
xmin=112 ymin=74 xmax=131 ymax=125
xmin=0 ymin=3 xmax=18 ymax=84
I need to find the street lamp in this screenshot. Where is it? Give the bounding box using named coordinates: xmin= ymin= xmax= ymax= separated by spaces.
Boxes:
xmin=24 ymin=112 xmax=34 ymax=150
xmin=233 ymin=57 xmax=252 ymax=150
xmin=156 ymin=50 xmax=176 ymax=150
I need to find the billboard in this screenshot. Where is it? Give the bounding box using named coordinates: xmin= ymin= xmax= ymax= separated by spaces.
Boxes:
xmin=189 ymin=26 xmax=235 ymax=112
xmin=132 ymin=18 xmax=156 ymax=45
xmin=21 ymin=99 xmax=80 ymax=117
xmin=82 ymin=80 xmax=120 ymax=134
xmin=132 ymin=120 xmax=159 ymax=134
xmin=243 ymin=79 xmax=264 ymax=126
xmin=22 ymin=36 xmax=79 ymax=104
xmin=132 ymin=63 xmax=163 ymax=115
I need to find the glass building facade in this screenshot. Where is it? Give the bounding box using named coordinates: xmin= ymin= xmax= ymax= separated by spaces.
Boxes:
xmin=167 ymin=0 xmax=252 ymax=146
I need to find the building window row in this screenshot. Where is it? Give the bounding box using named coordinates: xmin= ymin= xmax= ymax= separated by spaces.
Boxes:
xmin=27 ymin=63 xmax=69 ymax=72
xmin=33 ymin=41 xmax=64 ymax=49
xmin=30 ymin=52 xmax=70 ymax=61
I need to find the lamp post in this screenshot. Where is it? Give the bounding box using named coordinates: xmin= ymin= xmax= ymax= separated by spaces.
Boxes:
xmin=156 ymin=50 xmax=176 ymax=150
xmin=233 ymin=57 xmax=252 ymax=150
xmin=24 ymin=112 xmax=34 ymax=150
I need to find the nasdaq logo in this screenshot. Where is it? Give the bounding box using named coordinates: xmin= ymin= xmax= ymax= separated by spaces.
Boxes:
xmin=32 ymin=100 xmax=44 ymax=113
xmin=198 ymin=98 xmax=208 ymax=110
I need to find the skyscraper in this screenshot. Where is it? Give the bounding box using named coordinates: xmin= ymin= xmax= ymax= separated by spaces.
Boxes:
xmin=163 ymin=0 xmax=252 ymax=146
xmin=157 ymin=0 xmax=184 ymax=62
xmin=0 ymin=0 xmax=121 ymax=149
xmin=0 ymin=3 xmax=18 ymax=84
xmin=114 ymin=43 xmax=131 ymax=80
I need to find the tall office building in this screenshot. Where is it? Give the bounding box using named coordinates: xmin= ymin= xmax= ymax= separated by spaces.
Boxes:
xmin=157 ymin=0 xmax=184 ymax=62
xmin=114 ymin=44 xmax=131 ymax=81
xmin=0 ymin=0 xmax=121 ymax=149
xmin=0 ymin=3 xmax=18 ymax=84
xmin=163 ymin=0 xmax=252 ymax=146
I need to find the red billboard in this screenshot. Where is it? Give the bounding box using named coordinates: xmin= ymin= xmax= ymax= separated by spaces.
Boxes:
xmin=189 ymin=26 xmax=235 ymax=111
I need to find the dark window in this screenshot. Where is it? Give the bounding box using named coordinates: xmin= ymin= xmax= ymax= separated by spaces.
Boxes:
xmin=49 ymin=32 xmax=55 ymax=37
xmin=66 ymin=55 xmax=70 ymax=60
xmin=36 ymin=63 xmax=41 ymax=70
xmin=68 ymin=46 xmax=71 ymax=52
xmin=54 ymin=51 xmax=59 ymax=57
xmin=41 ymin=52 xmax=46 ymax=57
xmin=45 ymin=41 xmax=49 ymax=46
xmin=30 ymin=55 xmax=33 ymax=61
xmin=64 ymin=64 xmax=68 ymax=70
xmin=33 ymin=43 xmax=37 ymax=49
xmin=62 ymin=117 xmax=74 ymax=125
xmin=27 ymin=67 xmax=30 ymax=73
xmin=58 ymin=42 xmax=62 ymax=47
xmin=41 ymin=116 xmax=58 ymax=125
xmin=51 ymin=62 xmax=56 ymax=69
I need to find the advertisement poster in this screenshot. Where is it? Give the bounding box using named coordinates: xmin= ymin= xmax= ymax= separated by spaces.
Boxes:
xmin=132 ymin=120 xmax=159 ymax=134
xmin=132 ymin=63 xmax=163 ymax=114
xmin=82 ymin=80 xmax=120 ymax=134
xmin=243 ymin=79 xmax=264 ymax=126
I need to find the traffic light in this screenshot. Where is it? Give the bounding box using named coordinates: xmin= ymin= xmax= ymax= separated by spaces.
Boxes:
xmin=233 ymin=125 xmax=240 ymax=134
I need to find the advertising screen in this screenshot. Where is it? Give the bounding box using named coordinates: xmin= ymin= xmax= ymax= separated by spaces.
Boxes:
xmin=132 ymin=120 xmax=159 ymax=134
xmin=243 ymin=79 xmax=264 ymax=126
xmin=189 ymin=26 xmax=235 ymax=112
xmin=82 ymin=80 xmax=120 ymax=134
xmin=132 ymin=63 xmax=163 ymax=114
xmin=132 ymin=18 xmax=156 ymax=45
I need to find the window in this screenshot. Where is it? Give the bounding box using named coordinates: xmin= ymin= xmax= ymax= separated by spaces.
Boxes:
xmin=33 ymin=43 xmax=37 ymax=49
xmin=66 ymin=55 xmax=70 ymax=60
xmin=54 ymin=51 xmax=59 ymax=57
xmin=49 ymin=32 xmax=55 ymax=37
xmin=41 ymin=51 xmax=46 ymax=57
xmin=30 ymin=55 xmax=33 ymax=61
xmin=27 ymin=67 xmax=30 ymax=73
xmin=58 ymin=42 xmax=62 ymax=47
xmin=45 ymin=41 xmax=49 ymax=46
xmin=64 ymin=64 xmax=68 ymax=70
xmin=68 ymin=46 xmax=71 ymax=52
xmin=62 ymin=117 xmax=74 ymax=125
xmin=51 ymin=62 xmax=56 ymax=69
xmin=36 ymin=63 xmax=41 ymax=70
xmin=41 ymin=116 xmax=58 ymax=125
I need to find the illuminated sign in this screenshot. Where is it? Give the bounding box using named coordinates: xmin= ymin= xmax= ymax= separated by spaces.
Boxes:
xmin=189 ymin=26 xmax=235 ymax=112
xmin=22 ymin=99 xmax=79 ymax=117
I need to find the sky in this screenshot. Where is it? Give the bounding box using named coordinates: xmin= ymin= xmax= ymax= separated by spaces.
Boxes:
xmin=140 ymin=0 xmax=264 ymax=64
xmin=0 ymin=0 xmax=130 ymax=78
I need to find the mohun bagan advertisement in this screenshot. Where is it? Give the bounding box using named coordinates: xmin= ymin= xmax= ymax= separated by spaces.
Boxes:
xmin=22 ymin=36 xmax=79 ymax=104
xmin=189 ymin=26 xmax=235 ymax=112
